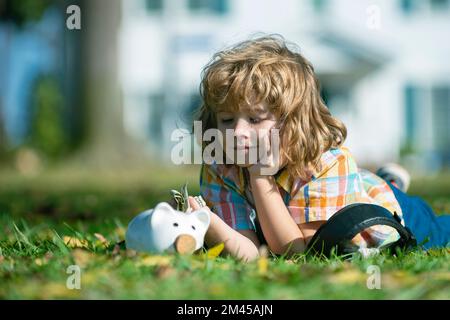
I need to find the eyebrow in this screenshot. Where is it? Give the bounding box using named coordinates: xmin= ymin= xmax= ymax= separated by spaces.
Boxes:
xmin=243 ymin=105 xmax=268 ymax=114
xmin=216 ymin=105 xmax=268 ymax=114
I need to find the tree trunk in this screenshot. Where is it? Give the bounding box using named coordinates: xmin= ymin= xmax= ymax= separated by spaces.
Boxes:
xmin=0 ymin=23 xmax=12 ymax=160
xmin=0 ymin=102 xmax=6 ymax=158
xmin=76 ymin=0 xmax=146 ymax=168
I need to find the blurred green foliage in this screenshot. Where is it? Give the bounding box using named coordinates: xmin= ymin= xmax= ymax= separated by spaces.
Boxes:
xmin=28 ymin=77 xmax=68 ymax=159
xmin=0 ymin=0 xmax=54 ymax=27
xmin=0 ymin=112 xmax=6 ymax=159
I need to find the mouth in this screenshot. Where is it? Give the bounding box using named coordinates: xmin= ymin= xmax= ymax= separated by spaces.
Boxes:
xmin=234 ymin=146 xmax=255 ymax=151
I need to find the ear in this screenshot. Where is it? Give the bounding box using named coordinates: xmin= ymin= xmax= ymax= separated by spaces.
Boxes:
xmin=151 ymin=202 xmax=175 ymax=228
xmin=193 ymin=208 xmax=211 ymax=229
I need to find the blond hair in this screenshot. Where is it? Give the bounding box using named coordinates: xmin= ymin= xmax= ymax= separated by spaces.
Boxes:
xmin=195 ymin=34 xmax=347 ymax=179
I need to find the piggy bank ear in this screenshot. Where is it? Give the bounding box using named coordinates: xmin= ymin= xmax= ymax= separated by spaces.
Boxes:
xmin=193 ymin=209 xmax=211 ymax=229
xmin=151 ymin=202 xmax=175 ymax=227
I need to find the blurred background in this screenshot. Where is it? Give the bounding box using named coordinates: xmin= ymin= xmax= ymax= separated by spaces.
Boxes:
xmin=1 ymin=1 xmax=449 ymax=301
xmin=0 ymin=0 xmax=449 ymax=197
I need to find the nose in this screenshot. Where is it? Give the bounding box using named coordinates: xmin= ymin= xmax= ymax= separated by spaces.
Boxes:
xmin=174 ymin=234 xmax=197 ymax=254
xmin=234 ymin=118 xmax=251 ymax=142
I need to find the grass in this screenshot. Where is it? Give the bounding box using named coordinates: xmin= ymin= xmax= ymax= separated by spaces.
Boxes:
xmin=0 ymin=165 xmax=449 ymax=299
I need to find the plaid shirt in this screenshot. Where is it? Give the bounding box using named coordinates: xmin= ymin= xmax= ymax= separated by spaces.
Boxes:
xmin=200 ymin=147 xmax=404 ymax=248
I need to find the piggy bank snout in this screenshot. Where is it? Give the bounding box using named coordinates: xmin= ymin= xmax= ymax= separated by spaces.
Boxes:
xmin=174 ymin=234 xmax=197 ymax=254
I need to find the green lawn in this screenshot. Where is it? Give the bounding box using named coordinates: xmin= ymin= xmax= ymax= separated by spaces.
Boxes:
xmin=0 ymin=166 xmax=449 ymax=299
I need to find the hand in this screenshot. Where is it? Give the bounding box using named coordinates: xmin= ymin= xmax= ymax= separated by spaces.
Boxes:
xmin=188 ymin=196 xmax=211 ymax=212
xmin=247 ymin=128 xmax=284 ymax=177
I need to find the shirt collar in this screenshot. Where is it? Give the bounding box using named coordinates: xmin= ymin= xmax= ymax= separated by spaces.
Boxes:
xmin=274 ymin=147 xmax=345 ymax=194
xmin=209 ymin=146 xmax=344 ymax=196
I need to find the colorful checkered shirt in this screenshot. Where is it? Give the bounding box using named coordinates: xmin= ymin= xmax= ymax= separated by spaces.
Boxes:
xmin=199 ymin=147 xmax=404 ymax=248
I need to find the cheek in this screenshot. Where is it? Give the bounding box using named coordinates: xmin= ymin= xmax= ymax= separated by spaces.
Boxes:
xmin=264 ymin=120 xmax=277 ymax=129
xmin=255 ymin=121 xmax=277 ymax=136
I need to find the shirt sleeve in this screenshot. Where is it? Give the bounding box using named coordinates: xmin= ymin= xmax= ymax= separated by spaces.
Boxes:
xmin=357 ymin=169 xmax=402 ymax=248
xmin=359 ymin=168 xmax=404 ymax=223
xmin=199 ymin=164 xmax=256 ymax=231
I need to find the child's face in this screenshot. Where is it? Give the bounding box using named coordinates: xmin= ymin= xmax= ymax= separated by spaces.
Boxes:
xmin=215 ymin=102 xmax=278 ymax=167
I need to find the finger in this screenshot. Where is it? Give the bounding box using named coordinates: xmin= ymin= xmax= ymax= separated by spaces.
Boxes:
xmin=195 ymin=195 xmax=207 ymax=207
xmin=257 ymin=132 xmax=267 ymax=161
xmin=260 ymin=132 xmax=272 ymax=165
xmin=270 ymin=127 xmax=282 ymax=167
xmin=188 ymin=196 xmax=201 ymax=210
xmin=265 ymin=132 xmax=272 ymax=159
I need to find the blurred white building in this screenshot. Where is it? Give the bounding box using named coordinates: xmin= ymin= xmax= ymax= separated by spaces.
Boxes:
xmin=118 ymin=0 xmax=450 ymax=172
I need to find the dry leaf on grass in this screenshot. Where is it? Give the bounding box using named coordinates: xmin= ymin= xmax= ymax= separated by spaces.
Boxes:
xmin=63 ymin=236 xmax=89 ymax=249
xmin=137 ymin=255 xmax=173 ymax=267
xmin=258 ymin=246 xmax=269 ymax=275
xmin=94 ymin=233 xmax=109 ymax=246
xmin=430 ymin=271 xmax=450 ymax=281
xmin=328 ymin=269 xmax=366 ymax=285
xmin=34 ymin=258 xmax=44 ymax=266
xmin=40 ymin=282 xmax=80 ymax=299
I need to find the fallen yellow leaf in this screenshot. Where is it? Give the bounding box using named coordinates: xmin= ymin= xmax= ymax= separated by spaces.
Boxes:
xmin=431 ymin=271 xmax=450 ymax=281
xmin=258 ymin=246 xmax=269 ymax=275
xmin=40 ymin=282 xmax=80 ymax=299
xmin=206 ymin=243 xmax=225 ymax=259
xmin=137 ymin=255 xmax=173 ymax=267
xmin=94 ymin=233 xmax=109 ymax=245
xmin=329 ymin=269 xmax=366 ymax=284
xmin=381 ymin=271 xmax=417 ymax=289
xmin=208 ymin=284 xmax=226 ymax=296
xmin=34 ymin=258 xmax=44 ymax=266
xmin=64 ymin=236 xmax=89 ymax=249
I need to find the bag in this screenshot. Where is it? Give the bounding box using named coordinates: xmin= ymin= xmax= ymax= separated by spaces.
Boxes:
xmin=254 ymin=203 xmax=417 ymax=258
xmin=305 ymin=203 xmax=417 ymax=258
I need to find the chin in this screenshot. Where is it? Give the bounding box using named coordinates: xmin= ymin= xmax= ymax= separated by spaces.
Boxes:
xmin=224 ymin=156 xmax=252 ymax=168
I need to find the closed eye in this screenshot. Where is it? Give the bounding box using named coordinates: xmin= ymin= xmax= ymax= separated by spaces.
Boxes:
xmin=249 ymin=117 xmax=262 ymax=124
xmin=220 ymin=118 xmax=233 ymax=124
xmin=191 ymin=225 xmax=196 ymax=230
